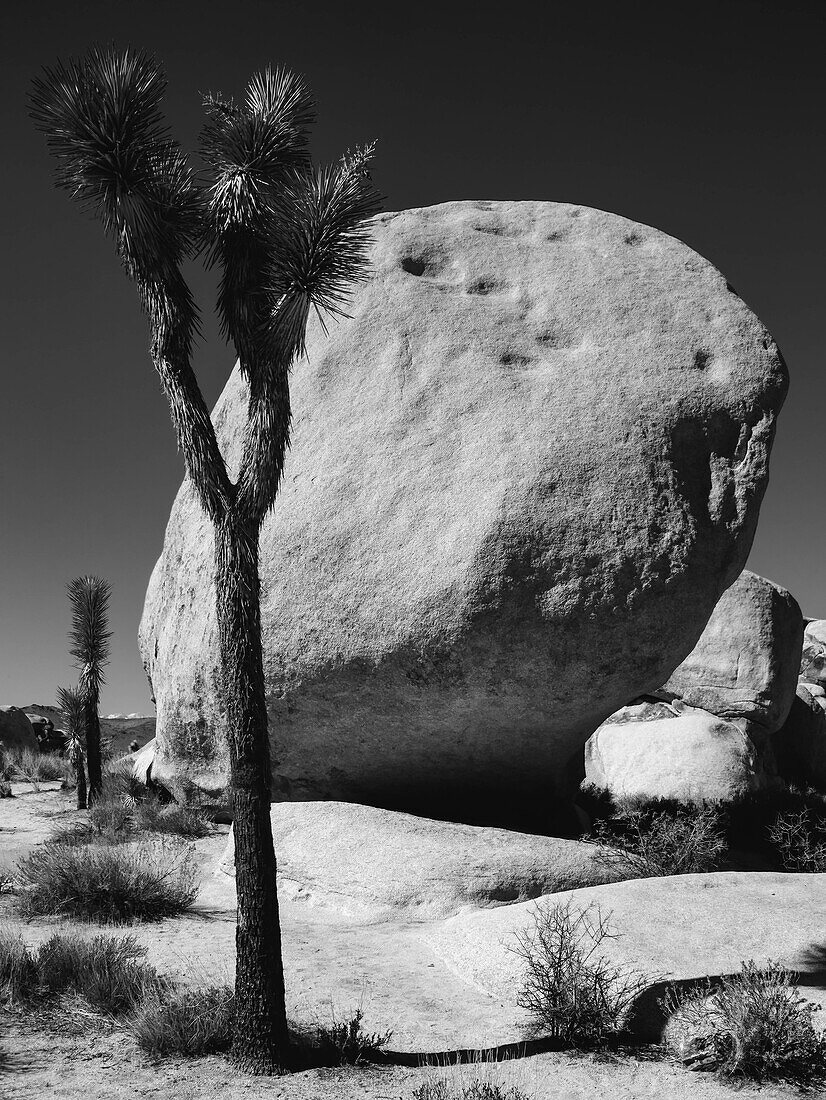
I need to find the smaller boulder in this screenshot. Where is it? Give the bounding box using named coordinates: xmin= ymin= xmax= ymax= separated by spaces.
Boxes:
xmin=0 ymin=707 xmax=38 ymax=753
xmin=584 ymin=702 xmax=771 ymax=804
xmin=660 ymin=571 xmax=802 ymax=735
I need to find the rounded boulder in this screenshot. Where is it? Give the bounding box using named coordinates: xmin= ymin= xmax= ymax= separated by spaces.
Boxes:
xmin=139 ymin=199 xmax=788 ymax=826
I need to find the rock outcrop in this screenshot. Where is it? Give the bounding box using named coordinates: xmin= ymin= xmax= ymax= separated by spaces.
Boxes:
xmin=0 ymin=707 xmax=38 ymax=753
xmin=584 ymin=699 xmax=770 ymax=804
xmin=584 ymin=571 xmax=802 ymax=803
xmin=801 ymin=620 xmax=826 ymax=693
xmin=139 ymin=199 xmax=787 ymax=826
xmin=217 ymin=801 xmax=626 ymax=919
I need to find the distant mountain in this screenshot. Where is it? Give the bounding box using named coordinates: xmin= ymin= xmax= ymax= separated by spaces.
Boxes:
xmin=23 ymin=704 xmax=155 ymax=755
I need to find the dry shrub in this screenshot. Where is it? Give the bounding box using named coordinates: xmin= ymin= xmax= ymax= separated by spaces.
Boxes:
xmin=310 ymin=1006 xmax=393 ymax=1065
xmin=768 ymin=810 xmax=826 ymax=872
xmin=16 ymin=840 xmax=198 ymax=923
xmin=588 ymin=807 xmax=727 ymax=878
xmin=510 ymin=900 xmax=648 ymax=1043
xmin=664 ymin=960 xmax=826 ymax=1083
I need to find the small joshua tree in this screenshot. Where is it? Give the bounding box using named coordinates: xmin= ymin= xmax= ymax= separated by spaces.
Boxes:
xmin=66 ymin=576 xmax=111 ymax=804
xmin=57 ymin=684 xmax=88 ymax=810
xmin=32 ymin=48 xmax=379 ymax=1074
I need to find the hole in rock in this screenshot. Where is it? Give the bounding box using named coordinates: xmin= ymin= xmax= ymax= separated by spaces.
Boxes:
xmin=693 ymin=348 xmax=713 ymax=370
xmin=401 ymin=257 xmax=427 ymax=276
xmin=466 ymin=278 xmax=499 ymax=295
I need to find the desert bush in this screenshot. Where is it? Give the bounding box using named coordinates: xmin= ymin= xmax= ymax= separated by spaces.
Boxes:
xmin=310 ymin=1007 xmax=393 ymax=1065
xmin=38 ymin=932 xmax=165 ymax=1013
xmin=133 ymin=799 xmax=211 ymax=839
xmin=16 ymin=840 xmax=198 ymax=922
xmin=588 ymin=807 xmax=727 ymax=877
xmin=129 ymin=984 xmax=234 ymax=1056
xmin=510 ymin=899 xmax=648 ymax=1043
xmin=768 ymin=810 xmax=826 ymax=872
xmin=0 ymin=929 xmax=38 ymax=1003
xmin=664 ymin=960 xmax=826 ymax=1082
xmin=413 ymin=1081 xmax=531 ymax=1100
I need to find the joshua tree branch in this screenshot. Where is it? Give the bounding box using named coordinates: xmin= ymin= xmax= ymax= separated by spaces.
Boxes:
xmin=147 ymin=276 xmax=235 ymax=524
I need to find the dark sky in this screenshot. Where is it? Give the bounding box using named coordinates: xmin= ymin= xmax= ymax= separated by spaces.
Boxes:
xmin=1 ymin=0 xmax=823 ymax=712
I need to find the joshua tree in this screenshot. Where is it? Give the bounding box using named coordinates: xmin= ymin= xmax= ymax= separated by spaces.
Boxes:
xmin=57 ymin=684 xmax=88 ymax=809
xmin=31 ymin=48 xmax=379 ymax=1074
xmin=66 ymin=575 xmax=112 ymax=803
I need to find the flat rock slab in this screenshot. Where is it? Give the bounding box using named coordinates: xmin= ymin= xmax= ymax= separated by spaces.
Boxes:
xmin=425 ymin=871 xmax=826 ymax=1028
xmin=217 ymin=801 xmax=626 ymax=919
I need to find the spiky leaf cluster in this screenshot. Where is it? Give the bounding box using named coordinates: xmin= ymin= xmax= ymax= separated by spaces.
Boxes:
xmin=67 ymin=576 xmax=112 ymax=697
xmin=30 ymin=47 xmax=202 ymax=286
xmin=57 ymin=684 xmax=86 ymax=764
xmin=269 ymin=145 xmax=380 ymax=343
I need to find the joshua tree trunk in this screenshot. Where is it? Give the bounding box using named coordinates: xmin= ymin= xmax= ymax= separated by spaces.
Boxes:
xmin=75 ymin=747 xmax=88 ymax=810
xmin=32 ymin=52 xmax=378 ymax=1074
xmin=85 ymin=703 xmax=103 ymax=804
xmin=216 ymin=518 xmax=289 ymax=1072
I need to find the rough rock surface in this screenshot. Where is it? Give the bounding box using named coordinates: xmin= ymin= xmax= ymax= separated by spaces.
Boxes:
xmin=659 ymin=570 xmax=802 ymax=735
xmin=801 ymin=620 xmax=826 ymax=692
xmin=139 ymin=199 xmax=787 ymax=824
xmin=584 ymin=701 xmax=770 ymax=803
xmin=217 ymin=801 xmax=625 ymax=919
xmin=0 ymin=707 xmax=38 ymax=752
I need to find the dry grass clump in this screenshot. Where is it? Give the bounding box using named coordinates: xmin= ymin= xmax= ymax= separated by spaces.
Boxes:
xmin=0 ymin=929 xmax=163 ymax=1015
xmin=0 ymin=928 xmax=39 ymax=1003
xmin=16 ymin=840 xmax=198 ymax=923
xmin=1 ymin=746 xmax=66 ymax=788
xmin=38 ymin=932 xmax=166 ymax=1014
xmin=413 ymin=1082 xmax=531 ymax=1100
xmin=664 ymin=960 xmax=826 ymax=1083
xmin=510 ymin=899 xmax=648 ymax=1044
xmin=129 ymin=985 xmax=235 ymax=1056
xmin=587 ymin=806 xmax=727 ymax=878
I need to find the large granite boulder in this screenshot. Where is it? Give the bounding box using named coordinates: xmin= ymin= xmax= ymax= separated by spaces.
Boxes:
xmin=0 ymin=707 xmax=38 ymax=753
xmin=217 ymin=801 xmax=627 ymax=919
xmin=140 ymin=199 xmax=787 ymax=826
xmin=659 ymin=570 xmax=802 ymax=736
xmin=584 ymin=699 xmax=771 ymax=804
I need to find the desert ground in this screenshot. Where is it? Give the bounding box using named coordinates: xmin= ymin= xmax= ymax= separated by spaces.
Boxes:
xmin=2 ymin=781 xmax=824 ymax=1100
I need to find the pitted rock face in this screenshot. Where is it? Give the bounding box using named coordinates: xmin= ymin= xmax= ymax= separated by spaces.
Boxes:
xmin=139 ymin=200 xmax=788 ymax=826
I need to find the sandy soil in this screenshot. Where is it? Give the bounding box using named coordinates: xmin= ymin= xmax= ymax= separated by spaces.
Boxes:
xmin=0 ymin=787 xmax=819 ymax=1099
